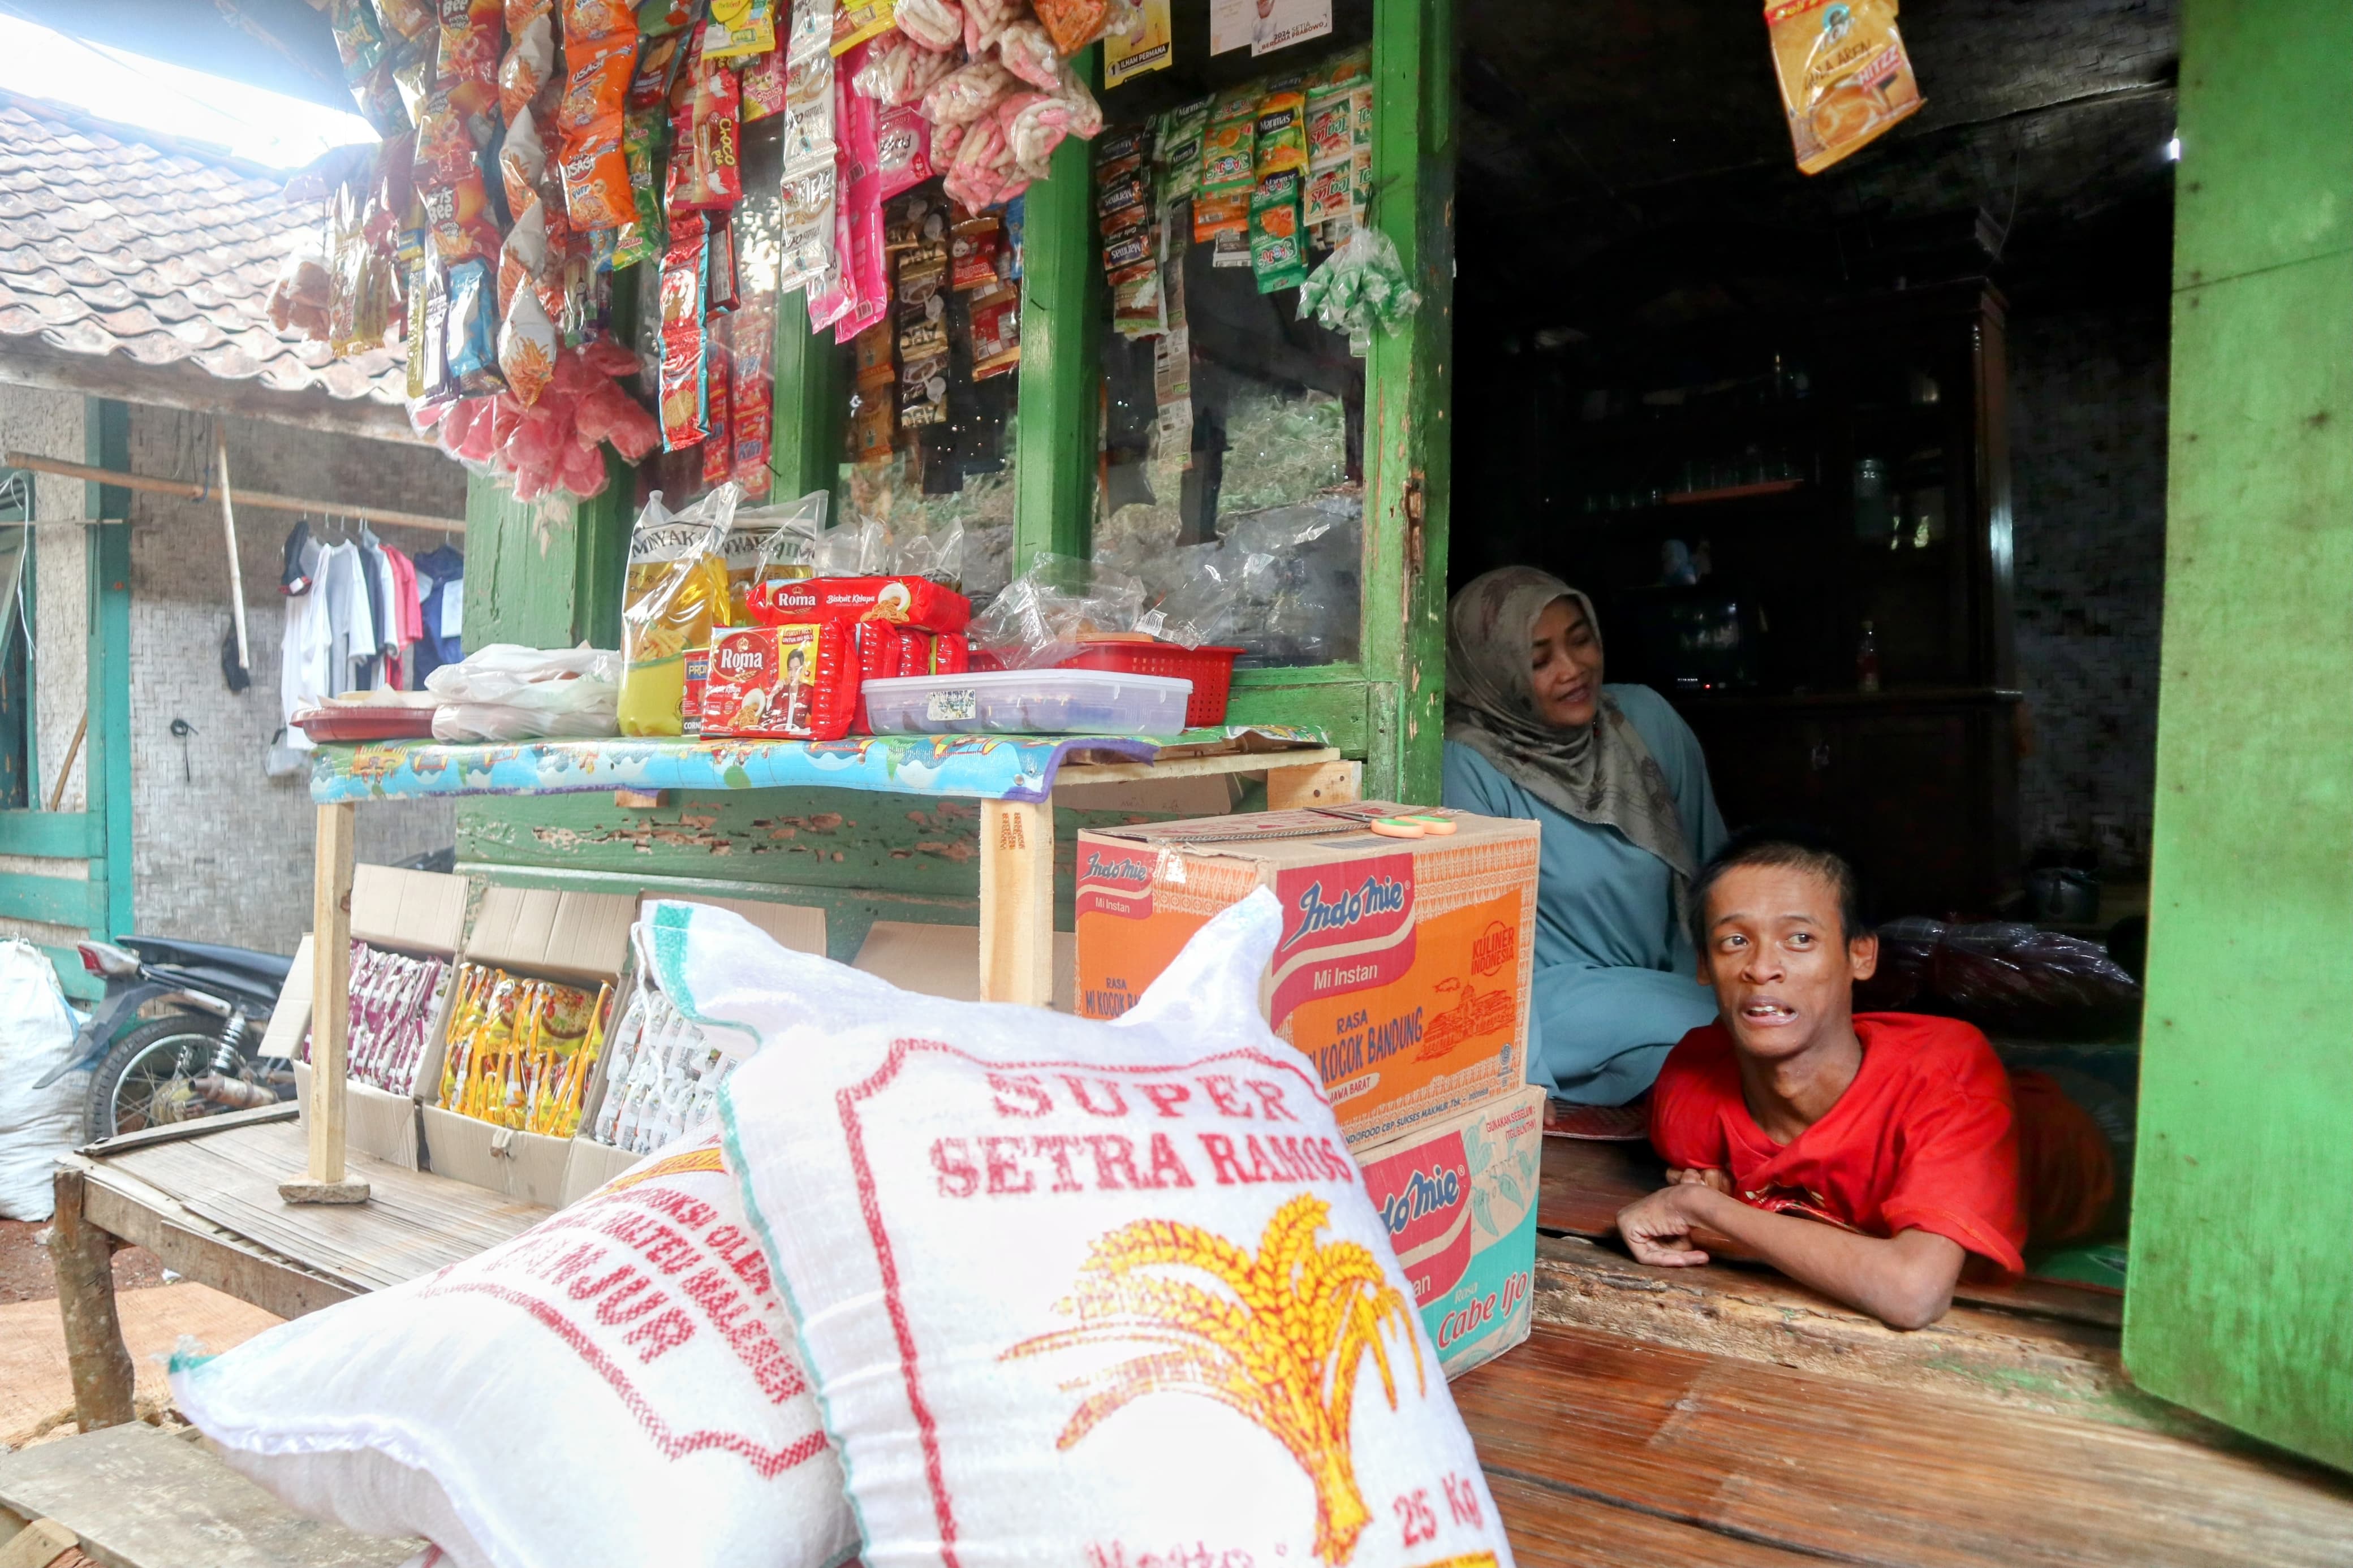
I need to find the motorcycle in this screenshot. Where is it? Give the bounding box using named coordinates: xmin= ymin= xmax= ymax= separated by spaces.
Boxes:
xmin=35 ymin=936 xmax=295 ymax=1143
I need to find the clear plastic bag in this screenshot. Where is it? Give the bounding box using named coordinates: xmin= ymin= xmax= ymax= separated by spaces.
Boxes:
xmin=967 ymin=552 xmax=1145 ymax=668
xmin=891 ymin=520 xmax=964 ymax=586
xmin=424 ymin=643 xmax=622 ymax=740
xmin=617 ymin=485 xmax=739 ymax=736
xmin=813 ymin=517 xmax=893 ymax=576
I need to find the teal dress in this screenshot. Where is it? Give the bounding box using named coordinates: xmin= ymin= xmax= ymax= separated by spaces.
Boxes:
xmin=1441 ymin=684 xmax=1728 ymax=1105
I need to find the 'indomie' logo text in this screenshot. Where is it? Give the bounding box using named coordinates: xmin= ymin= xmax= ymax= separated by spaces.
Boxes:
xmin=1084 ymin=852 xmax=1154 ymax=884
xmin=1379 ymin=1164 xmax=1462 ymax=1235
xmin=1282 ymin=874 xmax=1408 ymax=951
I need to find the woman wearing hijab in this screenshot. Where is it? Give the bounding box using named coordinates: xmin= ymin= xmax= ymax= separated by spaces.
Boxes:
xmin=1442 ymin=567 xmax=1727 ymax=1106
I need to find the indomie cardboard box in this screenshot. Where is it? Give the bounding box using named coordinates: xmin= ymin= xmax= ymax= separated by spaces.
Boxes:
xmin=1353 ymin=1082 xmax=1545 ymax=1379
xmin=1075 ymin=803 xmax=1538 ymax=1144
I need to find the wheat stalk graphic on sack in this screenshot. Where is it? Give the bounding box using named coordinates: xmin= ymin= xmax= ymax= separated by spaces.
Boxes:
xmin=1003 ymin=1193 xmax=1425 ymax=1566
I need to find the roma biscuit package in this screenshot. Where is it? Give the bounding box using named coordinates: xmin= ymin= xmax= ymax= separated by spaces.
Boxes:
xmin=748 ymin=573 xmax=972 ymax=632
xmin=1076 ymin=804 xmax=1538 ymax=1146
xmin=171 ymin=1128 xmax=858 ymax=1568
xmin=701 ymin=622 xmax=857 ymax=740
xmin=646 ymin=894 xmax=1516 ymax=1568
xmin=1763 ymin=0 xmax=1924 ymax=175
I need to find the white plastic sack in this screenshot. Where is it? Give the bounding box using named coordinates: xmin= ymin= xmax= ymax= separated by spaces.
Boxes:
xmin=423 ymin=643 xmax=620 ymax=738
xmin=658 ymin=892 xmax=1515 ymax=1568
xmin=0 ymin=939 xmax=83 ymax=1221
xmin=171 ymin=1129 xmax=857 ymax=1568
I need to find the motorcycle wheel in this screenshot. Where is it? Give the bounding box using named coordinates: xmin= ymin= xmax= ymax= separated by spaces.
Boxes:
xmin=84 ymin=1016 xmax=243 ymax=1142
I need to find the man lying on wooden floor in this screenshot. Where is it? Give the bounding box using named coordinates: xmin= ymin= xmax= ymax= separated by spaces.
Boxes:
xmin=1615 ymin=827 xmax=2115 ymax=1329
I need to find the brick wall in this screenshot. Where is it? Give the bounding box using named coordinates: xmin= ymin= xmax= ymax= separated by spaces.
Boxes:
xmin=119 ymin=405 xmax=467 ymax=953
xmin=2007 ymin=299 xmax=2171 ymax=876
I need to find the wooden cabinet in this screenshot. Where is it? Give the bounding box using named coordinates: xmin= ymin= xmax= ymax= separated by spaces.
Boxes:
xmin=1679 ymin=690 xmax=2021 ymax=919
xmin=1511 ymin=282 xmax=2022 ymax=914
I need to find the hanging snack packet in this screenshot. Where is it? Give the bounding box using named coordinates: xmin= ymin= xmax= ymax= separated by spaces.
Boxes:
xmin=497 ymin=10 xmax=553 ymax=122
xmin=619 ymin=484 xmax=740 ymax=737
xmin=968 ymin=279 xmax=1020 ymax=379
xmin=497 ymin=284 xmax=559 ymax=404
xmin=1305 ymin=79 xmax=1353 ymax=169
xmin=778 ymin=158 xmax=839 ymax=295
xmin=875 ymin=102 xmax=934 ymax=200
xmin=1250 ymin=169 xmax=1307 ymax=293
xmin=742 ymin=42 xmax=789 ymax=119
xmin=1193 ymin=88 xmax=1256 ymax=241
xmin=437 ymin=0 xmax=505 ymax=127
xmin=1763 ymin=0 xmax=1925 ymax=175
xmin=444 ymin=257 xmax=507 ymax=395
xmin=381 ymin=0 xmax=439 ymax=40
xmin=949 ymin=209 xmax=1002 ymax=290
xmin=703 ymin=0 xmax=777 ymax=58
xmin=1030 ymin=0 xmax=1109 ymax=57
xmin=1155 ymin=96 xmax=1208 ymax=206
xmin=677 ymin=57 xmax=745 ymax=209
xmin=832 ymin=0 xmax=899 ymax=56
xmin=1253 ymin=79 xmax=1308 ymax=176
xmin=729 ymin=305 xmax=777 ymax=494
xmin=701 ymin=332 xmax=735 ymax=489
xmin=613 ymin=110 xmax=667 ymax=266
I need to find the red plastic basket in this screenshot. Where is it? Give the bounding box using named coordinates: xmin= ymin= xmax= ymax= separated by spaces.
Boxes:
xmin=1056 ymin=642 xmax=1243 ymax=728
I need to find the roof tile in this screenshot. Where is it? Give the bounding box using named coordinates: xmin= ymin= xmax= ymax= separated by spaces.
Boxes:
xmin=0 ymin=90 xmax=405 ymax=410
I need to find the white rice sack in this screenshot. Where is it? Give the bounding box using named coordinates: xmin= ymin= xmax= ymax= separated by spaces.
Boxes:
xmin=657 ymin=891 xmax=1515 ymax=1568
xmin=171 ymin=1129 xmax=857 ymax=1568
xmin=0 ymin=938 xmax=84 ymax=1221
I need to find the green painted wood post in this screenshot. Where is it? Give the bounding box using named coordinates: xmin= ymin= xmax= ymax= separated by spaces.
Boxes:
xmin=81 ymin=398 xmax=132 ymax=939
xmin=2125 ymin=0 xmax=2353 ymax=1471
xmin=1012 ymin=88 xmax=1102 ymax=571
xmin=772 ymin=287 xmax=842 ymax=503
xmin=1360 ymin=0 xmax=1454 ymax=804
xmin=460 ymin=473 xmax=634 ymax=650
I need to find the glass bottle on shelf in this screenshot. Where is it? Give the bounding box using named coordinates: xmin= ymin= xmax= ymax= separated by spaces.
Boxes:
xmin=1856 ymin=621 xmax=1881 ymax=694
xmin=1852 ymin=457 xmax=1894 ymax=541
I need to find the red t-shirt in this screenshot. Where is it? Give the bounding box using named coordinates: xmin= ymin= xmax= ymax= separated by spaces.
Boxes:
xmin=1649 ymin=1013 xmax=2031 ymax=1276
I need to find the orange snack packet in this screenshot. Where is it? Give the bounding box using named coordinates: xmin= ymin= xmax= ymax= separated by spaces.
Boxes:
xmin=1762 ymin=0 xmax=1924 ymax=175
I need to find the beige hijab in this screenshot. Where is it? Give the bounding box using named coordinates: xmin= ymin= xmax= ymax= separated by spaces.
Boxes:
xmin=1444 ymin=566 xmax=1696 ymax=884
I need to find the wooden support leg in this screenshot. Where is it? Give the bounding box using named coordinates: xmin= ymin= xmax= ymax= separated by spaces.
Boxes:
xmin=282 ymin=802 xmax=368 ymax=1206
xmin=1267 ymin=758 xmax=1363 ymax=809
xmin=50 ymin=1168 xmax=135 ymax=1433
xmin=979 ymin=797 xmax=1055 ymax=1005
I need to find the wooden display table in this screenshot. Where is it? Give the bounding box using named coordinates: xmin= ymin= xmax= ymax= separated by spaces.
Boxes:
xmin=292 ymin=729 xmax=1356 ymax=1198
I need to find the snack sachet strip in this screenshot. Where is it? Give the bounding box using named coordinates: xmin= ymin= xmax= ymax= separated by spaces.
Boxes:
xmin=702 ymin=0 xmax=778 ymax=58
xmin=1250 ymin=169 xmax=1307 ymax=293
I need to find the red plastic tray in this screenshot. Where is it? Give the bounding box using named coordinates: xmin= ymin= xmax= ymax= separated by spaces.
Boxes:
xmin=293 ymin=706 xmax=438 ymax=743
xmin=1056 ymin=642 xmax=1243 ymax=728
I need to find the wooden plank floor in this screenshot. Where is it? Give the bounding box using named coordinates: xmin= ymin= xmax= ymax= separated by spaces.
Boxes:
xmin=1458 ymin=1321 xmax=2353 ymax=1568
xmin=92 ymin=1121 xmax=548 ymax=1295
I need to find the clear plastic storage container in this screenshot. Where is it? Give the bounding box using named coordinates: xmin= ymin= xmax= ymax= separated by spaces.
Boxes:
xmin=861 ymin=669 xmax=1193 ymax=736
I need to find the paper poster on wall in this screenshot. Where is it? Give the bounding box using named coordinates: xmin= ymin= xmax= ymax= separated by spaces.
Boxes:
xmin=1249 ymin=0 xmax=1331 ymax=56
xmin=1104 ymin=0 xmax=1173 ymax=85
xmin=1208 ymin=0 xmax=1251 ymax=54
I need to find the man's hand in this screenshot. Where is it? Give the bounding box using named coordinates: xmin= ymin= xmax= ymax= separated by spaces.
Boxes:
xmin=1664 ymin=1167 xmax=1730 ymax=1194
xmin=1616 ymin=1184 xmax=1713 ymax=1267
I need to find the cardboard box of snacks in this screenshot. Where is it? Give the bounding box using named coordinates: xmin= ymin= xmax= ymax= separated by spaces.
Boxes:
xmin=278 ymin=865 xmax=469 ymax=1170
xmin=417 ymin=885 xmax=634 ymax=1208
xmin=556 ymin=894 xmax=831 ymax=1208
xmin=1075 ymin=804 xmax=1538 ymax=1145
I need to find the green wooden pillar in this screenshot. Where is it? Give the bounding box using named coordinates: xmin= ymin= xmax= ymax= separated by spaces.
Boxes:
xmin=2125 ymin=0 xmax=2353 ymax=1470
xmin=462 ymin=470 xmax=634 ymax=650
xmin=1012 ymin=93 xmax=1102 ymax=571
xmin=773 ymin=287 xmax=843 ymax=504
xmin=81 ymin=397 xmax=132 ymax=938
xmin=1360 ymin=0 xmax=1455 ymax=804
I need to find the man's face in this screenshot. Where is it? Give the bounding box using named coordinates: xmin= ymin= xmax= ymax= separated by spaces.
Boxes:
xmin=1697 ymin=863 xmax=1877 ymax=1064
xmin=1529 ymin=596 xmax=1602 ymax=729
xmin=1257 ymin=0 xmax=1274 ymax=18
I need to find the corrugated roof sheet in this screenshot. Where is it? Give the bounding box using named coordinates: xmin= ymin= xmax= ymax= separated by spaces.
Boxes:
xmin=0 ymin=92 xmax=404 ymax=407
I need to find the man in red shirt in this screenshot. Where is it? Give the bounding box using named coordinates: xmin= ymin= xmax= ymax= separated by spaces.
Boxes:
xmin=1617 ymin=829 xmax=2114 ymax=1329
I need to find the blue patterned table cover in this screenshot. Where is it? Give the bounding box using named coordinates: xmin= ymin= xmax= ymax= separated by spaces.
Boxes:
xmin=308 ymin=725 xmax=1331 ymax=806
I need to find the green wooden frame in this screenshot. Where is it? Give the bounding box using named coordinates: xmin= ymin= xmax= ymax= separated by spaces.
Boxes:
xmin=459 ymin=0 xmax=1456 ymax=906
